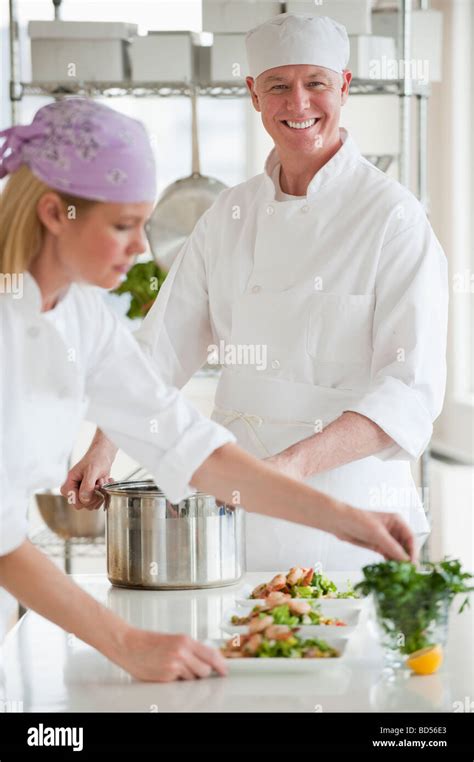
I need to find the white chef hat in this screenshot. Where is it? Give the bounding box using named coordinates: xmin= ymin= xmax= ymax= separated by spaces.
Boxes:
xmin=245 ymin=13 xmax=350 ymax=79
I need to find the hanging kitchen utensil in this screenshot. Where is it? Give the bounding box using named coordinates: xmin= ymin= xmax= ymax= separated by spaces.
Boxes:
xmin=146 ymin=87 xmax=227 ymax=272
xmin=52 ymin=0 xmax=62 ymax=20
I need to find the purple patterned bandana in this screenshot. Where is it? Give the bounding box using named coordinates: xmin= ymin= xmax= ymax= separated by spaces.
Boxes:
xmin=0 ymin=98 xmax=157 ymax=203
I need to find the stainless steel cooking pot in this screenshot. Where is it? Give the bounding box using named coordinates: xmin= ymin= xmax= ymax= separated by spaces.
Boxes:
xmin=99 ymin=480 xmax=245 ymax=590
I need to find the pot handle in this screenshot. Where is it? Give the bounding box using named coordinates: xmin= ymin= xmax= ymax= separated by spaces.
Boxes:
xmin=216 ymin=499 xmax=236 ymax=513
xmin=93 ymin=487 xmax=107 ymax=510
xmin=92 ymin=465 xmax=148 ymax=509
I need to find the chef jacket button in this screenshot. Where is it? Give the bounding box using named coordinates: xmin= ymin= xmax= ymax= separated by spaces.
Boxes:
xmin=301 ymin=204 xmax=310 ymax=213
xmin=58 ymin=386 xmax=70 ymax=398
xmin=27 ymin=325 xmax=40 ymax=338
xmin=251 ymin=285 xmax=261 ymax=294
xmin=271 ymin=360 xmax=280 ymax=369
xmin=266 ymin=205 xmax=274 ymax=215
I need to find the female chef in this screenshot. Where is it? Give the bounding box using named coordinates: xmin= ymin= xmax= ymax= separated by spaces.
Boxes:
xmin=0 ymin=98 xmax=415 ymax=682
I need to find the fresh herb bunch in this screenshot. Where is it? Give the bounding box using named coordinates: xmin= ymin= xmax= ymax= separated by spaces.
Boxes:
xmin=112 ymin=261 xmax=166 ymax=319
xmin=355 ymin=558 xmax=473 ymax=654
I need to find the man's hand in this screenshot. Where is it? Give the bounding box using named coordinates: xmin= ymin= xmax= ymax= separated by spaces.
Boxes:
xmin=265 ymin=412 xmax=394 ymax=480
xmin=334 ymin=506 xmax=417 ymax=563
xmin=61 ymin=429 xmax=117 ymax=509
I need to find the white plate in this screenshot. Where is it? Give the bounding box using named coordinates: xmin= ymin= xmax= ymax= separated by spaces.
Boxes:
xmin=221 ymin=607 xmax=360 ymax=638
xmin=207 ymin=637 xmax=348 ymax=673
xmin=235 ymin=592 xmax=365 ymax=611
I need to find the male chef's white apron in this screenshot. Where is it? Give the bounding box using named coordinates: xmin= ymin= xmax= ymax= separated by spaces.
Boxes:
xmin=211 ymin=288 xmax=429 ymax=572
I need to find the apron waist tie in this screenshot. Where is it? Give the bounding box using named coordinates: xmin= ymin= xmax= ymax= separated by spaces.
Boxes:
xmin=213 ymin=405 xmax=317 ymax=458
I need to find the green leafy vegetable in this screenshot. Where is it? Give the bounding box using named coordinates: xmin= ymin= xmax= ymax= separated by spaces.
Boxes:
xmin=264 ymin=605 xmax=299 ymax=626
xmin=309 ymin=571 xmax=337 ymax=596
xmin=292 ymin=585 xmax=314 ymax=598
xmin=112 ymin=260 xmax=166 ymax=319
xmin=255 ymin=635 xmax=339 ymax=659
xmin=291 ymin=573 xmax=357 ymax=599
xmin=355 ymin=558 xmax=473 ymax=654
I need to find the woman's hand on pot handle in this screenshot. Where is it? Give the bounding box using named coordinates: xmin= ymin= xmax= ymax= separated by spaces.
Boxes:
xmin=60 ymin=428 xmax=117 ymax=509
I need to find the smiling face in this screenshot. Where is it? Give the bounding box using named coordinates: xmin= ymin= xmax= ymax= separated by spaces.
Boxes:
xmin=36 ymin=195 xmax=154 ymax=290
xmin=246 ymin=64 xmax=351 ymax=161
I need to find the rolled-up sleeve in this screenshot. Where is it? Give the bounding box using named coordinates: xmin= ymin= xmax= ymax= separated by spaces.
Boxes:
xmin=85 ymin=297 xmax=235 ymax=504
xmin=344 ymin=216 xmax=448 ymax=461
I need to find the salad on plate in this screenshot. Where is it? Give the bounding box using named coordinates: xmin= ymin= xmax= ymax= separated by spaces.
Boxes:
xmin=231 ymin=599 xmax=347 ymax=630
xmin=249 ymin=566 xmax=360 ymax=603
xmin=220 ymin=625 xmax=341 ymax=660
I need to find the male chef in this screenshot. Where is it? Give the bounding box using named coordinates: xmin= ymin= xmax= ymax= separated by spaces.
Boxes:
xmin=66 ymin=14 xmax=448 ymax=571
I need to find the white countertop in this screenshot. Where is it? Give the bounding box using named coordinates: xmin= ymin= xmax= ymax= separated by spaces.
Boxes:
xmin=2 ymin=572 xmax=473 ymax=713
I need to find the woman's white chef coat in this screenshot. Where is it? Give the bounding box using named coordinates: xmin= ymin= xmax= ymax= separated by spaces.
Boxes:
xmin=0 ymin=273 xmax=235 ymax=563
xmin=136 ymin=128 xmax=449 ymax=572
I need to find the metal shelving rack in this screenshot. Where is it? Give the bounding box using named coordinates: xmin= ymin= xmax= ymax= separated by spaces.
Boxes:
xmin=7 ymin=0 xmax=432 ymax=199
xmin=16 ymin=77 xmax=429 ymax=98
xmin=7 ymin=0 xmax=434 ymax=559
xmin=29 ymin=527 xmax=105 ymax=574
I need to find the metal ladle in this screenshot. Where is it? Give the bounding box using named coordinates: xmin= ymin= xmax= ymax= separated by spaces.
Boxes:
xmin=146 ymin=87 xmax=227 ymax=271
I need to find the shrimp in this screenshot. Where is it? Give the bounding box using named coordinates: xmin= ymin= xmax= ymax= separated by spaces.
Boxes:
xmin=264 ymin=624 xmax=294 ymax=641
xmin=251 ymin=582 xmax=269 ymax=599
xmin=243 ymin=633 xmax=263 ymax=655
xmin=251 ymin=604 xmax=268 ymax=615
xmin=248 ymin=615 xmax=274 ymax=633
xmin=301 ymin=568 xmax=315 ymax=586
xmin=288 ymin=599 xmax=312 ymax=616
xmin=223 ymin=650 xmax=244 ymax=659
xmin=267 ymin=573 xmax=287 ymax=592
xmin=266 ymin=591 xmax=291 ymax=607
xmin=287 ymin=567 xmax=305 ymax=586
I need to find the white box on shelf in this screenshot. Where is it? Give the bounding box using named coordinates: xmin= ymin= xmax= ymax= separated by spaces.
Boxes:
xmin=209 ymin=33 xmax=248 ymax=82
xmin=348 ymin=35 xmax=396 ymax=80
xmin=28 ymin=20 xmax=137 ymax=83
xmin=131 ymin=32 xmax=199 ymax=82
xmin=371 ymin=9 xmax=443 ymax=82
xmin=285 ymin=0 xmax=372 ymax=36
xmin=202 ymin=0 xmax=282 ymax=33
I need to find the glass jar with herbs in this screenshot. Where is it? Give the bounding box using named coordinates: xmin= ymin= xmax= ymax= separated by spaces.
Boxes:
xmin=355 ymin=559 xmax=473 ymax=674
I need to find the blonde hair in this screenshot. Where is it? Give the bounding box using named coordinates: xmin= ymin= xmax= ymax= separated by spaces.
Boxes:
xmin=0 ymin=165 xmax=97 ymax=275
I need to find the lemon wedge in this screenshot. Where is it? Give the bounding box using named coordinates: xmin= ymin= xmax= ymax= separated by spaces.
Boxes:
xmin=406 ymin=644 xmax=443 ymax=675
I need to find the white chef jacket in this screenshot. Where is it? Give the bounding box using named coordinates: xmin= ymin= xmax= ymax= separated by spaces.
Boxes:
xmin=136 ymin=128 xmax=448 ymax=572
xmin=0 ymin=273 xmax=236 ymax=564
